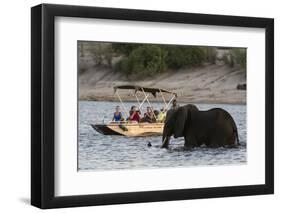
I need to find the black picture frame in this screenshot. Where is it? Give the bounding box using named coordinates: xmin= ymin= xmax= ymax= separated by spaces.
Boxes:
xmin=31 ymin=3 xmax=274 ymax=209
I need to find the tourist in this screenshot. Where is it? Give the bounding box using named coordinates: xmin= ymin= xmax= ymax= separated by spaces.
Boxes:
xmin=112 ymin=106 xmax=123 ymax=122
xmin=142 ymin=106 xmax=156 ymax=123
xmin=128 ymin=105 xmax=141 ymax=122
xmin=157 ymin=108 xmax=167 ymax=123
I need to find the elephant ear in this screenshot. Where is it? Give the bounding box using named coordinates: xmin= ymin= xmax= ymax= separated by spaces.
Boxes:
xmin=173 ymin=107 xmax=188 ymax=138
xmin=165 ymin=109 xmax=176 ymax=124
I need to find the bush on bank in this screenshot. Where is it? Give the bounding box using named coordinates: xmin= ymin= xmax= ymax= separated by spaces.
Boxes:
xmin=114 ymin=44 xmax=208 ymax=79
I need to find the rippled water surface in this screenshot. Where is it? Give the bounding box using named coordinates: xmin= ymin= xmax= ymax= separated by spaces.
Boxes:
xmin=78 ymin=101 xmax=246 ymax=171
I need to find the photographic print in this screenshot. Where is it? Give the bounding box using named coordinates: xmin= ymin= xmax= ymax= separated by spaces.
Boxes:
xmin=31 ymin=4 xmax=273 ymax=208
xmin=78 ymin=41 xmax=247 ymax=171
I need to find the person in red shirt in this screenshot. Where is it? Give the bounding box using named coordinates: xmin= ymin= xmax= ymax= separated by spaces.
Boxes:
xmin=129 ymin=106 xmax=141 ymax=122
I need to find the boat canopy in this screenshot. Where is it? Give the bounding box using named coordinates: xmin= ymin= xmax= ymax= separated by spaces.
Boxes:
xmin=113 ymin=85 xmax=177 ymax=119
xmin=114 ymin=85 xmax=177 ymax=98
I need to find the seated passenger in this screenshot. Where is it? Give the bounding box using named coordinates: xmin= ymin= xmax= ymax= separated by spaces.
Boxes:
xmin=112 ymin=106 xmax=123 ymax=122
xmin=141 ymin=106 xmax=156 ymax=123
xmin=157 ymin=108 xmax=167 ymax=123
xmin=153 ymin=109 xmax=160 ymax=117
xmin=128 ymin=106 xmax=141 ymax=123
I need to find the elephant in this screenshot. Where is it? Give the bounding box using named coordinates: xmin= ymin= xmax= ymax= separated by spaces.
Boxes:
xmin=161 ymin=104 xmax=239 ymax=148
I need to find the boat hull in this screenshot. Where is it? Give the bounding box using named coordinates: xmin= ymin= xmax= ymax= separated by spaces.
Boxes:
xmin=91 ymin=123 xmax=164 ymax=137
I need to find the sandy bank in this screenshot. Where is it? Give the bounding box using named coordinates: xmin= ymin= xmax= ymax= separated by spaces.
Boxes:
xmin=79 ymin=64 xmax=246 ymax=105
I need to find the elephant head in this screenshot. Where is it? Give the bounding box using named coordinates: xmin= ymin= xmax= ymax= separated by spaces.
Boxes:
xmin=161 ymin=104 xmax=199 ymax=148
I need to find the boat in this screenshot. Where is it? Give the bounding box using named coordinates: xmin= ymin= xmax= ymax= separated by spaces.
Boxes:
xmin=91 ymin=85 xmax=177 ymax=137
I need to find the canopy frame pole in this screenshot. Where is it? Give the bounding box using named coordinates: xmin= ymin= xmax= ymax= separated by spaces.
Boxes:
xmin=135 ymin=93 xmax=141 ymax=107
xmin=116 ymin=91 xmax=129 ymax=118
xmin=141 ymin=88 xmax=157 ymax=121
xmin=139 ymin=93 xmax=149 ymax=109
xmin=165 ymin=94 xmax=176 ymax=111
xmin=159 ymin=89 xmax=168 ymax=109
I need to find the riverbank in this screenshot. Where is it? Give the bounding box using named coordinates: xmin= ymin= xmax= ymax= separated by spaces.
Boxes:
xmin=79 ymin=63 xmax=246 ymax=105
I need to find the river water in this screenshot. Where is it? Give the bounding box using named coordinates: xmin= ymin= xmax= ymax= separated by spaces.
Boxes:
xmin=78 ymin=101 xmax=246 ymax=171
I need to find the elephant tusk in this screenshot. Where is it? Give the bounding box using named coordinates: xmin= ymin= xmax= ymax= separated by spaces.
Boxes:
xmin=162 ymin=137 xmax=167 ymax=146
xmin=161 ymin=136 xmax=170 ymax=148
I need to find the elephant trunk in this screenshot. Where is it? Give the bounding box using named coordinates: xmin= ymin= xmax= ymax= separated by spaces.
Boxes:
xmin=161 ymin=135 xmax=171 ymax=148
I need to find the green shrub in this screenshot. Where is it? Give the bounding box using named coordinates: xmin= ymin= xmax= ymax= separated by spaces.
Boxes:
xmin=164 ymin=46 xmax=205 ymax=69
xmin=230 ymin=48 xmax=246 ymax=70
xmin=114 ymin=44 xmax=209 ymax=78
xmin=190 ymin=47 xmax=206 ymax=64
xmin=114 ymin=45 xmax=167 ymax=78
xmin=112 ymin=43 xmax=142 ymax=56
xmin=114 ymin=58 xmax=131 ymax=75
xmin=203 ymin=47 xmax=217 ymax=64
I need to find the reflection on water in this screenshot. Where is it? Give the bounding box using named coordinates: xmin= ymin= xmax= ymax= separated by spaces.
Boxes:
xmin=78 ymin=101 xmax=246 ymax=171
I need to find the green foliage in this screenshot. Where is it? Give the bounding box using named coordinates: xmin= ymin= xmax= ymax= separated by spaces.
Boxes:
xmin=112 ymin=43 xmax=142 ymax=56
xmin=203 ymin=47 xmax=217 ymax=64
xmin=222 ymin=53 xmax=235 ymax=67
xmin=88 ymin=43 xmax=113 ymax=67
xmin=114 ymin=44 xmax=207 ymax=78
xmin=114 ymin=58 xmax=131 ymax=75
xmin=114 ymin=45 xmax=167 ymax=78
xmin=164 ymin=46 xmax=205 ymax=69
xmin=230 ymin=48 xmax=246 ymax=70
xmin=80 ymin=41 xmax=247 ymax=79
